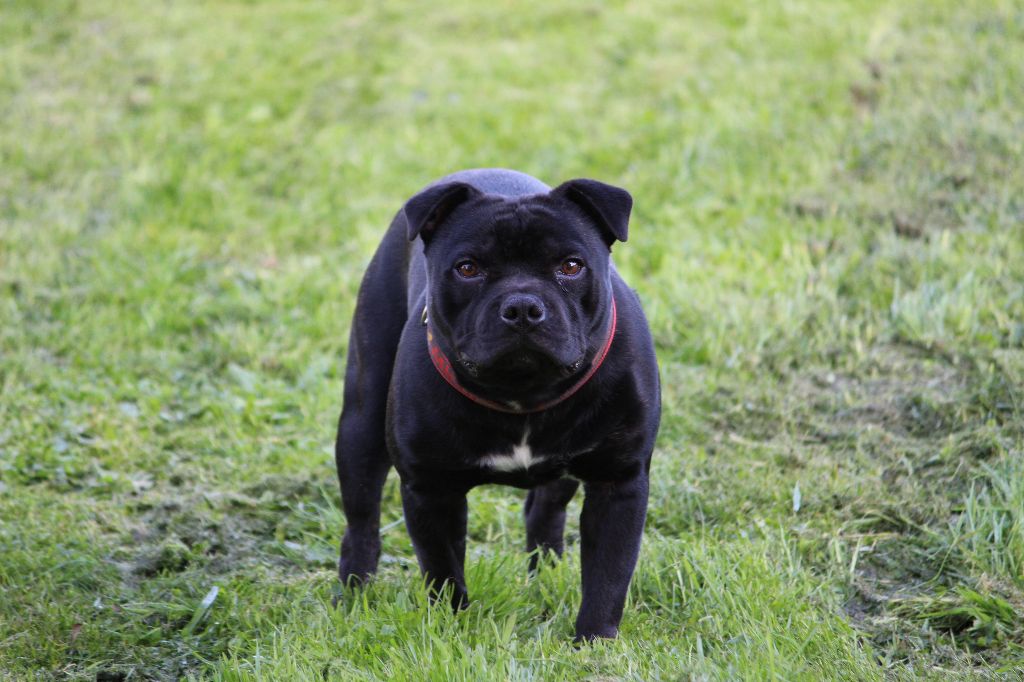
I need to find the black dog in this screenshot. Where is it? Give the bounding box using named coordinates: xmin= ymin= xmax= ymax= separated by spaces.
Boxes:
xmin=335 ymin=169 xmax=660 ymax=641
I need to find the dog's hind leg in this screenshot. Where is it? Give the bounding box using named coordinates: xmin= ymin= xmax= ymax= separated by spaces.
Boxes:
xmin=336 ymin=221 xmax=409 ymax=585
xmin=524 ymin=477 xmax=580 ymax=571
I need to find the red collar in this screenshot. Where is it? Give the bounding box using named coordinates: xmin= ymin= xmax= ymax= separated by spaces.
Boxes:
xmin=426 ymin=299 xmax=617 ymax=414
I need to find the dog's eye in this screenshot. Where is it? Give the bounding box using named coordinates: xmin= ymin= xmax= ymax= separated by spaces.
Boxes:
xmin=455 ymin=260 xmax=482 ymax=278
xmin=558 ymin=258 xmax=584 ymax=277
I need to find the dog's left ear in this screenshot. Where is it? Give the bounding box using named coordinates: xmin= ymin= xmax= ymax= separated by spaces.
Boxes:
xmin=403 ymin=181 xmax=482 ymax=242
xmin=551 ymin=179 xmax=632 ymax=245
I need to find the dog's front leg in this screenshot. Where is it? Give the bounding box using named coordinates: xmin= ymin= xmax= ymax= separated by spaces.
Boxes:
xmin=574 ymin=469 xmax=649 ymax=642
xmin=401 ymin=481 xmax=470 ymax=610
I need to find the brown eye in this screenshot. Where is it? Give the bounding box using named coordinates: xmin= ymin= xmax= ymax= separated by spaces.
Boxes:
xmin=558 ymin=258 xmax=584 ymax=276
xmin=455 ymin=260 xmax=481 ymax=278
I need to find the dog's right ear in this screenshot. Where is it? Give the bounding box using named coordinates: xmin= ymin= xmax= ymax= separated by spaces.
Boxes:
xmin=403 ymin=182 xmax=481 ymax=242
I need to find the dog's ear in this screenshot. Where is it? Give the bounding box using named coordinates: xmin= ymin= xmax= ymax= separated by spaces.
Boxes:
xmin=403 ymin=181 xmax=481 ymax=242
xmin=551 ymin=179 xmax=632 ymax=245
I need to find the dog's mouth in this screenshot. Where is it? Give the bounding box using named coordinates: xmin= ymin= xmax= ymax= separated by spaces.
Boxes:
xmin=459 ymin=346 xmax=584 ymax=385
xmin=445 ymin=319 xmax=589 ymax=398
xmin=492 ymin=349 xmax=557 ymax=377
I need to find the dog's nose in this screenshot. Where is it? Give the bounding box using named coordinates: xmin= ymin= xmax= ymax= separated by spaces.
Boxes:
xmin=500 ymin=294 xmax=546 ymax=330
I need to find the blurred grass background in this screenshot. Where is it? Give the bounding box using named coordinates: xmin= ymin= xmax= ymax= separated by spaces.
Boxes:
xmin=1 ymin=0 xmax=1023 ymax=679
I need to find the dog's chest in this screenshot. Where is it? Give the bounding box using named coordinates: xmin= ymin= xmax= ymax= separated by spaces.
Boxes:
xmin=476 ymin=427 xmax=587 ymax=474
xmin=479 ymin=429 xmax=545 ymax=472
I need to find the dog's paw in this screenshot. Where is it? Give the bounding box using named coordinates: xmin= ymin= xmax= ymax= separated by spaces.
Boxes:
xmin=338 ymin=532 xmax=381 ymax=588
xmin=572 ymin=625 xmax=618 ymax=645
xmin=338 ymin=555 xmax=378 ymax=587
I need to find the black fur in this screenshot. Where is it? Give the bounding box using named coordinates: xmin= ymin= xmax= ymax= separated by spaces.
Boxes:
xmin=335 ymin=168 xmax=661 ymax=641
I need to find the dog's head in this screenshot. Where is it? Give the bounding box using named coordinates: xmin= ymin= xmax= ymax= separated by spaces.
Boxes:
xmin=405 ymin=178 xmax=631 ymax=402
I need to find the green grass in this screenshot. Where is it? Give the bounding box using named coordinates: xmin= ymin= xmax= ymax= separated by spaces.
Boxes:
xmin=2 ymin=0 xmax=1023 ymax=679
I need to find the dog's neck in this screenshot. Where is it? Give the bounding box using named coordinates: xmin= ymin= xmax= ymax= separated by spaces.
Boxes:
xmin=425 ymin=298 xmax=617 ymax=414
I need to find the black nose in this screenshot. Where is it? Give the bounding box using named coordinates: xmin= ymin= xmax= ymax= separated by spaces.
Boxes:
xmin=500 ymin=293 xmax=546 ymax=330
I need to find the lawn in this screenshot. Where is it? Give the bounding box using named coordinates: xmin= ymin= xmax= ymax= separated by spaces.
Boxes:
xmin=1 ymin=0 xmax=1023 ymax=679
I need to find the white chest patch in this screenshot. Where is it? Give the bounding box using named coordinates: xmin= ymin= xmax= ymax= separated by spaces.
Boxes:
xmin=480 ymin=429 xmax=546 ymax=472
